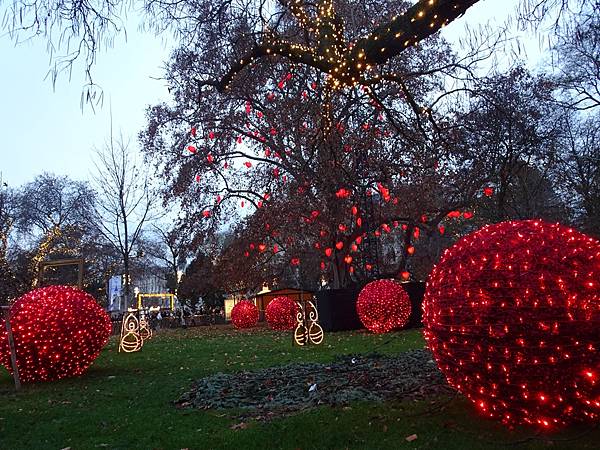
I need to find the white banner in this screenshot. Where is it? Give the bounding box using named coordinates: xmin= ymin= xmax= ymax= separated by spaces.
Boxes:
xmin=108 ymin=276 xmax=122 ymax=311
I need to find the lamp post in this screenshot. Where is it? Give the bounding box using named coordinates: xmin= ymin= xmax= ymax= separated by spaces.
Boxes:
xmin=133 ymin=287 xmax=140 ymax=310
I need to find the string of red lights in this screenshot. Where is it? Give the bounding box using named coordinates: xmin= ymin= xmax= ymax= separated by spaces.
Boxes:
xmin=265 ymin=296 xmax=299 ymax=331
xmin=0 ymin=286 xmax=112 ymax=383
xmin=423 ymin=220 xmax=600 ymax=427
xmin=357 ymin=279 xmax=412 ymax=334
xmin=231 ymin=300 xmax=260 ymax=329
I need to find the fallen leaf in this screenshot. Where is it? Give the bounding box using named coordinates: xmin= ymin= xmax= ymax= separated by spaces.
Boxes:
xmin=405 ymin=434 xmax=418 ymax=442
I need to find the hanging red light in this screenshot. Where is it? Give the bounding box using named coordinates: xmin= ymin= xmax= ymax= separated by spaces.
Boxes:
xmin=0 ymin=285 xmax=112 ymax=383
xmin=230 ymin=300 xmax=259 ymax=329
xmin=265 ymin=296 xmax=299 ymax=331
xmin=356 ymin=279 xmax=412 ymax=334
xmin=423 ymin=220 xmax=600 ymax=428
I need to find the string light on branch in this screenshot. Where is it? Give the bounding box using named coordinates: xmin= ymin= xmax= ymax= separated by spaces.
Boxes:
xmin=423 ymin=220 xmax=600 ymax=428
xmin=266 ymin=296 xmax=299 ymax=331
xmin=231 ymin=300 xmax=259 ymax=329
xmin=217 ymin=0 xmax=479 ymax=95
xmin=0 ymin=286 xmax=112 ymax=383
xmin=357 ymin=279 xmax=412 ymax=334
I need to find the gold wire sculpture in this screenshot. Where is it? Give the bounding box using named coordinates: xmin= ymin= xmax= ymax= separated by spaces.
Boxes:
xmin=37 ymin=258 xmax=85 ymax=289
xmin=138 ymin=314 xmax=152 ymax=342
xmin=119 ymin=312 xmax=143 ymax=353
xmin=136 ymin=293 xmax=175 ymax=310
xmin=294 ymin=298 xmax=324 ymax=346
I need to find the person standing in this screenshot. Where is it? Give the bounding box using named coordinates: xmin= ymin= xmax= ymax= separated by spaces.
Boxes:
xmin=179 ymin=308 xmax=186 ymax=328
xmin=156 ymin=310 xmax=162 ymax=330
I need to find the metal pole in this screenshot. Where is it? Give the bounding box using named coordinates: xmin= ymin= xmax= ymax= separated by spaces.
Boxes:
xmin=2 ymin=308 xmax=21 ymax=390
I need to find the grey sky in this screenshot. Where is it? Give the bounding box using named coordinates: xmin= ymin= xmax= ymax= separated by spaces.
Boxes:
xmin=0 ymin=0 xmax=532 ymax=189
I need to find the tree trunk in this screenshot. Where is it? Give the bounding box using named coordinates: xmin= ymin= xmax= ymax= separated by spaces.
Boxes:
xmin=331 ymin=252 xmax=349 ymax=289
xmin=123 ymin=253 xmax=130 ymax=309
xmin=171 ymin=259 xmax=178 ymax=295
xmin=397 ymin=225 xmax=414 ymax=272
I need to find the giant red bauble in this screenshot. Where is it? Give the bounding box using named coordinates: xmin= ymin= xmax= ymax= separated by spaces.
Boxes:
xmin=265 ymin=296 xmax=299 ymax=331
xmin=356 ymin=279 xmax=411 ymax=334
xmin=423 ymin=220 xmax=600 ymax=427
xmin=231 ymin=300 xmax=259 ymax=329
xmin=0 ymin=285 xmax=112 ymax=383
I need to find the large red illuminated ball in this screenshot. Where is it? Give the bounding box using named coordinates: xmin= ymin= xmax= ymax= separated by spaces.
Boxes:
xmin=357 ymin=279 xmax=411 ymax=334
xmin=265 ymin=296 xmax=299 ymax=330
xmin=423 ymin=220 xmax=600 ymax=427
xmin=0 ymin=285 xmax=112 ymax=383
xmin=231 ymin=300 xmax=259 ymax=329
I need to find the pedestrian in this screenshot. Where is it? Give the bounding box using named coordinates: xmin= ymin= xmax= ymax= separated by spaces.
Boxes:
xmin=156 ymin=310 xmax=162 ymax=330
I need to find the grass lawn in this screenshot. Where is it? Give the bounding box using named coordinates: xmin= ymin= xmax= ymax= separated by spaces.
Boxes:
xmin=1 ymin=325 xmax=598 ymax=449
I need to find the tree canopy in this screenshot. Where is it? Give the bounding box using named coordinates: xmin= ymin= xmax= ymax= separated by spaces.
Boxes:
xmin=141 ymin=2 xmax=506 ymax=288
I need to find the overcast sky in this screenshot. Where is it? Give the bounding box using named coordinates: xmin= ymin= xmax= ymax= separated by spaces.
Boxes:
xmin=0 ymin=0 xmax=537 ymax=189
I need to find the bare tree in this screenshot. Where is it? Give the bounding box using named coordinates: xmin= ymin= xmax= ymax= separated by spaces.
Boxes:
xmin=0 ymin=175 xmax=18 ymax=304
xmin=554 ymin=114 xmax=600 ymax=236
xmin=14 ymin=173 xmax=96 ymax=237
xmin=4 ymin=0 xmax=596 ymax=92
xmin=91 ymin=132 xmax=159 ymax=306
xmin=1 ymin=0 xmax=127 ymax=99
xmin=548 ymin=1 xmax=600 ymax=110
xmin=460 ymin=67 xmax=566 ymax=218
xmin=0 ymin=173 xmax=123 ymax=299
xmin=141 ymin=0 xmax=513 ymax=288
xmin=10 ymin=173 xmax=97 ymax=286
xmin=2 ymin=0 xmax=481 ymax=85
xmin=145 ymin=222 xmax=191 ymax=293
xmin=0 ymin=174 xmax=14 ymax=261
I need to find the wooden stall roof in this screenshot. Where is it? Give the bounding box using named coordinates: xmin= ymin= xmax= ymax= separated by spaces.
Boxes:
xmin=253 ymin=287 xmax=314 ymax=298
xmin=251 ymin=287 xmax=315 ymax=321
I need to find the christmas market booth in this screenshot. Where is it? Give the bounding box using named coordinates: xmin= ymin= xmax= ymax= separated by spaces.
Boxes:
xmin=251 ymin=287 xmax=314 ymax=322
xmin=224 ymin=287 xmax=315 ymax=323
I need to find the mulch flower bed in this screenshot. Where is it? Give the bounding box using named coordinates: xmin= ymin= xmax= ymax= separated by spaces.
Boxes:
xmin=175 ymin=349 xmax=452 ymax=420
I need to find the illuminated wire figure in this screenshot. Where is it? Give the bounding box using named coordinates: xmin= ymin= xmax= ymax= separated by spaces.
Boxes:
xmin=138 ymin=312 xmax=152 ymax=342
xmin=119 ymin=312 xmax=143 ymax=353
xmin=294 ymin=296 xmax=324 ymax=346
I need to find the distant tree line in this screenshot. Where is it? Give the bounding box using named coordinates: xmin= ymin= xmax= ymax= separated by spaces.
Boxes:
xmin=0 ymin=137 xmax=219 ymax=308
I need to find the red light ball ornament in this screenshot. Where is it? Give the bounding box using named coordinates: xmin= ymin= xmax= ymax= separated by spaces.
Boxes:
xmin=357 ymin=279 xmax=411 ymax=334
xmin=0 ymin=286 xmax=112 ymax=383
xmin=265 ymin=296 xmax=299 ymax=331
xmin=231 ymin=300 xmax=259 ymax=329
xmin=423 ymin=220 xmax=600 ymax=428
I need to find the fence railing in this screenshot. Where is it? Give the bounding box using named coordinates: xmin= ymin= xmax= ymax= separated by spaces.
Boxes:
xmin=110 ymin=313 xmax=226 ymax=335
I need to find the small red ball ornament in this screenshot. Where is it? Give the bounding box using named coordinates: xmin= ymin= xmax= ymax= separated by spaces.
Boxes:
xmin=357 ymin=279 xmax=411 ymax=334
xmin=231 ymin=300 xmax=259 ymax=329
xmin=265 ymin=296 xmax=299 ymax=331
xmin=0 ymin=285 xmax=112 ymax=383
xmin=423 ymin=220 xmax=600 ymax=427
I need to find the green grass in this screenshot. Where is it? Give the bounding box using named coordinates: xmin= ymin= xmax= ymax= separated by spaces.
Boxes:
xmin=1 ymin=325 xmax=598 ymax=449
